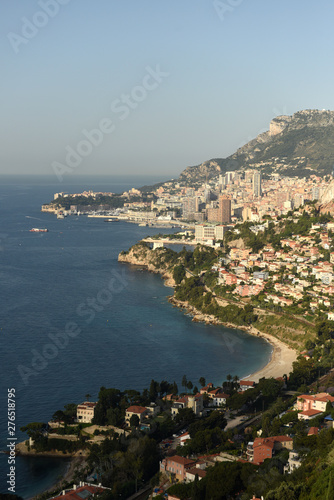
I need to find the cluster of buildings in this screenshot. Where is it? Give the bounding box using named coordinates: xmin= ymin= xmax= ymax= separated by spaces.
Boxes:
xmin=206 ymin=220 xmax=334 ymax=316
xmin=62 ymin=387 xmax=334 ymax=498
xmin=74 ymin=380 xmax=255 ymax=429
xmin=43 ymin=169 xmax=333 ymax=229
xmin=148 ymin=170 xmax=331 ymax=225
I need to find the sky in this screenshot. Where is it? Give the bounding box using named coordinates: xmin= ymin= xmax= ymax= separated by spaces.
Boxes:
xmin=1 ymin=0 xmax=334 ymax=179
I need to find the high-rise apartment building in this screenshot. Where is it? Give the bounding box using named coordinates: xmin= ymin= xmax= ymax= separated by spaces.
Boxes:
xmin=219 ymin=195 xmax=231 ymax=223
xmin=206 ymin=196 xmax=231 ymax=223
xmin=253 ymin=171 xmax=262 ymax=197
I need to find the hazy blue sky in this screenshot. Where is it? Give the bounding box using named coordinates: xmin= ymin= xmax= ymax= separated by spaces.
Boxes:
xmin=1 ymin=0 xmax=334 ymax=178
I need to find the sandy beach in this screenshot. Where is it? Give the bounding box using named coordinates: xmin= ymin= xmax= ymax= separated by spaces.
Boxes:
xmin=242 ymin=326 xmax=298 ymax=383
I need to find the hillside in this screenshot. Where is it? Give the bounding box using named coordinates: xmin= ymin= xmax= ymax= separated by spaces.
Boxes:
xmin=178 ymin=109 xmax=334 ymax=184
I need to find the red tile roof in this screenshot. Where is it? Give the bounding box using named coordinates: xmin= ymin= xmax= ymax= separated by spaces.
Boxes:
xmin=51 ymin=485 xmax=105 ymax=500
xmin=301 ymin=409 xmax=323 ymax=417
xmin=167 ymin=455 xmax=195 ymax=466
xmin=299 ymin=393 xmax=334 ymax=403
xmin=186 ymin=467 xmax=207 ymax=478
xmin=126 ymin=405 xmax=147 ymax=414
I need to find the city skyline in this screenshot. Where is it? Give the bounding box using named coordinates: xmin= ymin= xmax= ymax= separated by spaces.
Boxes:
xmin=2 ymin=1 xmax=334 ymax=178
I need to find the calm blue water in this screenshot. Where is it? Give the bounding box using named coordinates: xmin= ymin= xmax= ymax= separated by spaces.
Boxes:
xmin=0 ymin=175 xmax=271 ymax=498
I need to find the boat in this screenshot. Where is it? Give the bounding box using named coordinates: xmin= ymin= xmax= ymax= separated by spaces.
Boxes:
xmin=30 ymin=228 xmax=48 ymax=232
xmin=104 ymin=218 xmax=119 ymax=222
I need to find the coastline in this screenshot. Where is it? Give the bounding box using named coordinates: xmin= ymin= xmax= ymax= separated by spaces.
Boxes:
xmin=15 ymin=441 xmax=86 ymax=499
xmin=118 ymin=245 xmax=299 ymax=384
xmin=240 ymin=326 xmax=297 ymax=383
xmin=35 ymin=455 xmax=86 ymax=499
xmin=168 ymin=296 xmax=298 ymax=383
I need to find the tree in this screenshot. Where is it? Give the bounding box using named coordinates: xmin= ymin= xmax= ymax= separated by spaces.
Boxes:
xmin=63 ymin=403 xmax=78 ymax=423
xmin=182 ymin=375 xmax=188 ymax=393
xmin=106 ymin=407 xmax=123 ymax=427
xmin=327 ymin=471 xmax=334 ymax=500
xmin=199 ymin=377 xmax=206 ymax=387
xmin=232 ymin=375 xmax=239 ymax=391
xmin=159 ymin=380 xmax=170 ymax=397
xmin=93 ymin=387 xmax=122 ymax=425
xmin=187 ymin=381 xmax=193 ymax=392
xmin=266 ymin=481 xmax=303 ymax=500
xmin=130 ymin=414 xmax=140 ymax=428
xmin=85 ymin=393 xmax=91 ymax=401
xmin=175 ymin=408 xmax=195 ymax=426
xmin=149 ymin=379 xmax=159 ymax=401
xmin=173 ymin=265 xmax=186 ymax=285
xmin=20 ymin=422 xmax=46 ymax=439
xmin=191 ymin=474 xmax=202 ymax=500
xmin=51 ymin=410 xmax=65 ymax=423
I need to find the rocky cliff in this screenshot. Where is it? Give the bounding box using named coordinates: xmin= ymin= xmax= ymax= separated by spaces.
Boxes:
xmin=118 ymin=242 xmax=176 ymax=287
xmin=177 ymin=109 xmax=334 ymax=183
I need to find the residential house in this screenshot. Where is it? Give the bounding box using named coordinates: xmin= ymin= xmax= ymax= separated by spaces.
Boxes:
xmin=283 ymin=450 xmax=302 ymax=473
xmin=249 ymin=435 xmax=293 ymax=464
xmin=76 ymin=402 xmax=97 ymax=424
xmin=200 ymin=383 xmax=214 ymax=394
xmin=296 ymin=393 xmax=334 ymax=413
xmin=239 ymin=380 xmax=255 ymax=391
xmin=125 ymin=405 xmax=148 ymax=425
xmin=50 ymin=482 xmax=109 ymax=500
xmin=179 ymin=431 xmax=191 ymax=446
xmin=185 ymin=466 xmax=207 ymax=482
xmin=160 ymin=455 xmax=195 ymax=481
xmin=207 ymin=388 xmax=230 ymax=406
xmin=171 ymin=394 xmax=203 ymax=418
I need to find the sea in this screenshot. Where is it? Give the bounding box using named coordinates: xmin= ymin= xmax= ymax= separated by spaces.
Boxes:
xmin=0 ymin=175 xmax=272 ymax=498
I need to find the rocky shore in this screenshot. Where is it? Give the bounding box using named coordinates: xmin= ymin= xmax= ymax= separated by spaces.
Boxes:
xmin=118 ymin=243 xmax=176 ymax=287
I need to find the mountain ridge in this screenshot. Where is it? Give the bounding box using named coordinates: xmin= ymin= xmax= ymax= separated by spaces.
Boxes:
xmin=178 ymin=109 xmax=334 ymax=184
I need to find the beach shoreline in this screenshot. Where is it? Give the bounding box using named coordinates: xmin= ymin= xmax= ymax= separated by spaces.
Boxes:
xmin=28 ymin=455 xmax=86 ymax=500
xmin=239 ymin=326 xmax=297 ymax=383
xmin=168 ymin=296 xmax=298 ymax=383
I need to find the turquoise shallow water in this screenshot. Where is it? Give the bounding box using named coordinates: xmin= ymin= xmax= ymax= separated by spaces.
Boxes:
xmin=0 ymin=175 xmax=271 ymax=498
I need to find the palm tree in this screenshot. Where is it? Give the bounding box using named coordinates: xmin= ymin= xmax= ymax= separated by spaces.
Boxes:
xmin=85 ymin=393 xmax=91 ymax=402
xmin=233 ymin=375 xmax=239 ymax=391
